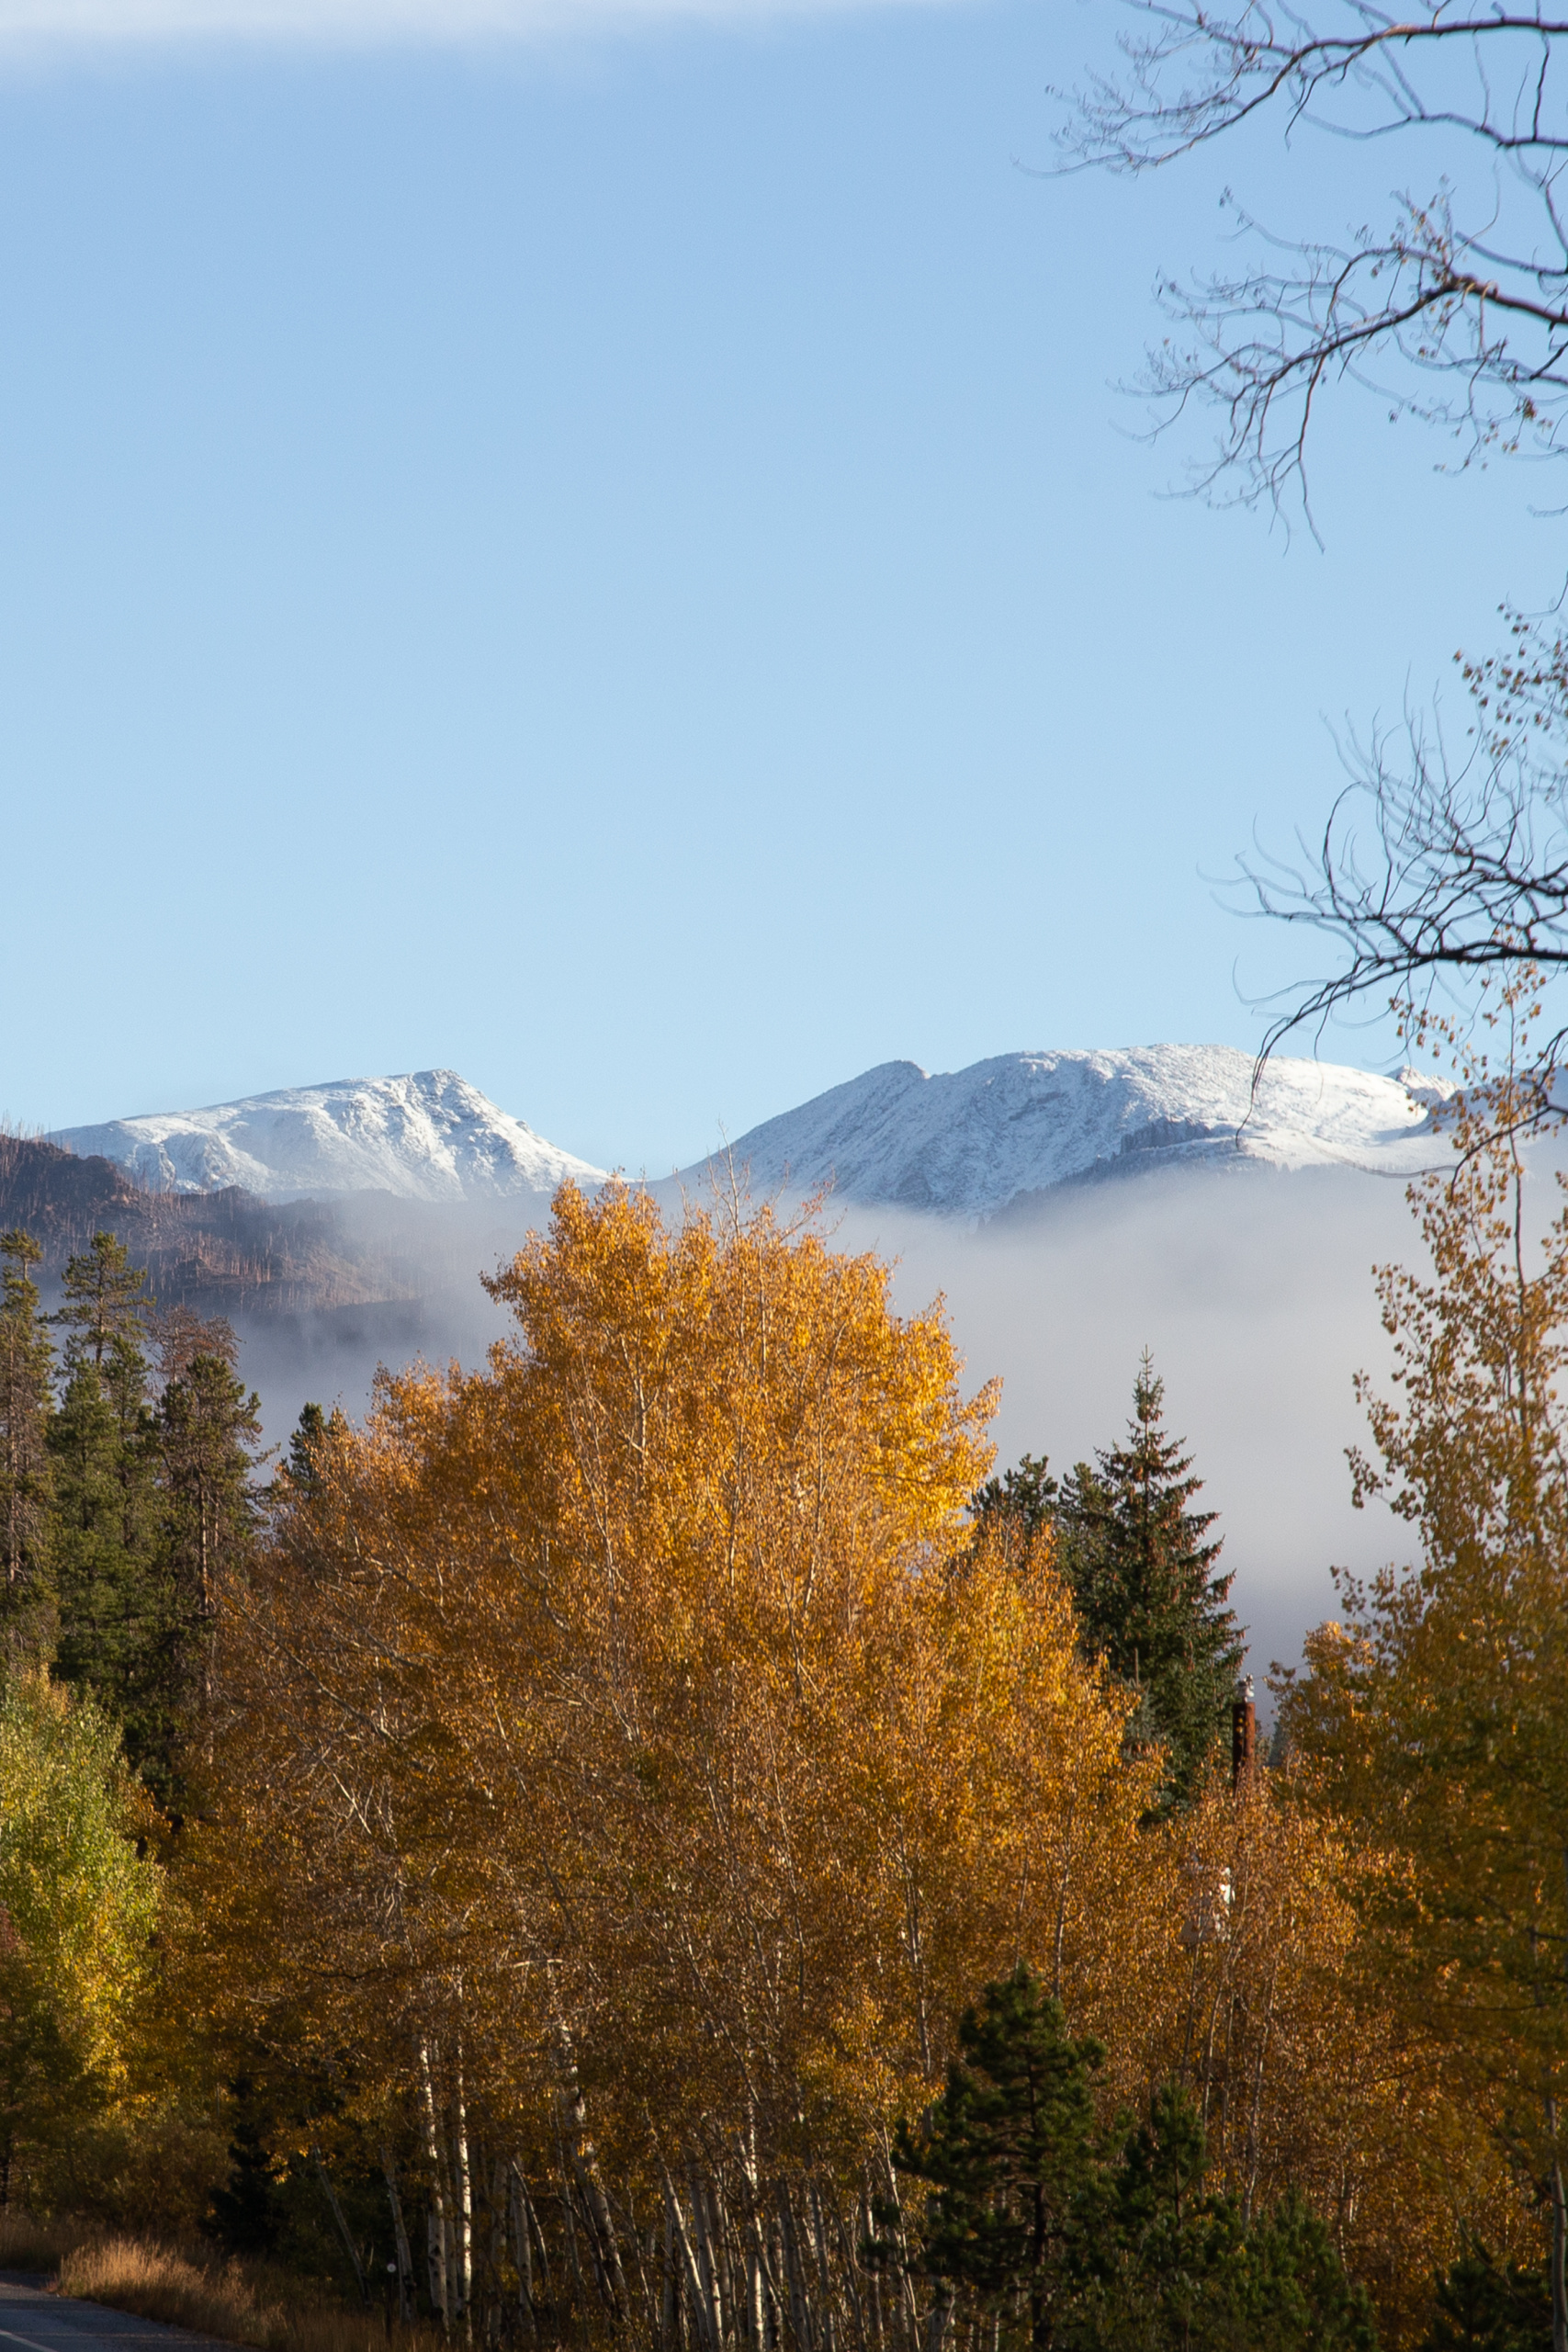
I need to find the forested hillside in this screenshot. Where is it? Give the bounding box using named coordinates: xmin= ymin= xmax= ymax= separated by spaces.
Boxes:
xmin=0 ymin=1133 xmax=453 ymax=1318
xmin=0 ymin=1064 xmax=1564 ymax=2352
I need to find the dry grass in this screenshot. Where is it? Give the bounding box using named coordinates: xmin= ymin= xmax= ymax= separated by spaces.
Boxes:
xmin=56 ymin=2233 xmax=437 ymax=2352
xmin=61 ymin=2238 xmax=276 ymax=2345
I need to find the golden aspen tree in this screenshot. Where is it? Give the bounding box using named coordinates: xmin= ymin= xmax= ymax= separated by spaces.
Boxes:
xmin=0 ymin=1671 xmax=164 ymax=2207
xmin=197 ymin=1181 xmax=1405 ymax=2348
xmin=1280 ymin=986 xmax=1568 ymax=2351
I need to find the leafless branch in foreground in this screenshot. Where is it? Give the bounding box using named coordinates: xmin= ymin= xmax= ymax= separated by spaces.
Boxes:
xmin=1236 ymin=615 xmax=1568 ymax=1076
xmin=1063 ymin=0 xmax=1568 ymax=512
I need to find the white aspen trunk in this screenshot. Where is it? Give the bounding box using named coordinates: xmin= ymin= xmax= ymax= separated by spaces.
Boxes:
xmin=713 ymin=2177 xmax=739 ymax=2350
xmin=830 ymin=2192 xmax=866 ymax=2352
xmin=381 ymin=2145 xmax=417 ymax=2325
xmin=777 ymin=2183 xmax=812 ymax=2352
xmin=661 ymin=2169 xmax=717 ymax=2352
xmin=771 ymin=2214 xmax=791 ymax=2352
xmin=312 ymin=2146 xmax=368 ymax=2306
xmin=662 ymin=2191 xmax=680 ymax=2350
xmin=877 ymin=2151 xmax=919 ymax=2346
xmin=488 ymin=2158 xmax=507 ymax=2345
xmin=859 ymin=2188 xmax=884 ymax=2352
xmin=1241 ymin=1966 xmax=1280 ymax=2225
xmin=739 ymin=2117 xmax=766 ymax=2352
xmin=900 ymin=1847 xmax=931 ymax=2078
xmin=428 ymin=2207 xmax=449 ymax=2326
xmin=554 ymin=2113 xmax=588 ymax=2307
xmin=418 ymin=2041 xmax=451 ymax=2328
xmin=807 ymin=2183 xmax=837 ymax=2352
xmin=455 ymin=2056 xmax=474 ymax=2337
xmin=623 ymin=2197 xmax=658 ymax=2342
xmin=1549 ymin=2093 xmax=1568 ymax=2352
xmin=748 ymin=2228 xmax=767 ymax=2352
xmin=1050 ymin=1805 xmax=1077 ymax=1998
xmin=508 ymin=2162 xmax=536 ymax=2329
xmin=748 ymin=2210 xmax=783 ymax=2352
xmin=548 ymin=1992 xmax=628 ymax=2319
xmin=570 ymin=2140 xmax=628 ymax=2316
xmin=689 ymin=2166 xmax=726 ymax=2352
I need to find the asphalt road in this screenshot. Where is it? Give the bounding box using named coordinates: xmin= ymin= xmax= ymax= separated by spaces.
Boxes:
xmin=0 ymin=2277 xmax=234 ymax=2352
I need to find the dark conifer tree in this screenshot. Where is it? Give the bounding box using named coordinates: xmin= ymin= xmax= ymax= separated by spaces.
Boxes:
xmin=53 ymin=1231 xmax=157 ymax=1568
xmin=889 ymin=1970 xmax=1373 ymax=2352
xmin=1058 ymin=1355 xmax=1244 ymax=1810
xmin=52 ymin=1229 xmax=151 ymax=1378
xmin=47 ymin=1354 xmax=158 ymax=1733
xmin=46 ymin=1230 xmax=170 ymax=1789
xmin=1077 ymin=2086 xmax=1376 ymax=2351
xmin=0 ymin=1230 xmax=56 ymax=1657
xmin=890 ymin=1963 xmax=1107 ymax=2349
xmin=154 ymin=1348 xmax=263 ymax=1667
xmin=285 ymin=1401 xmax=328 ymax=1498
xmin=971 ymin=1453 xmax=1059 ymax=1550
xmin=117 ymin=1312 xmax=264 ymax=1807
xmin=1421 ymin=2247 xmax=1552 ymax=2352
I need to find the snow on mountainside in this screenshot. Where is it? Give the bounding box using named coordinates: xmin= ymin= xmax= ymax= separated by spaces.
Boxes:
xmin=699 ymin=1046 xmax=1446 ymax=1221
xmin=51 ymin=1071 xmax=606 ymax=1204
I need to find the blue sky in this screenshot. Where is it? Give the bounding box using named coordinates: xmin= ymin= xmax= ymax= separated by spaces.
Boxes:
xmin=1 ymin=0 xmax=1559 ymax=1173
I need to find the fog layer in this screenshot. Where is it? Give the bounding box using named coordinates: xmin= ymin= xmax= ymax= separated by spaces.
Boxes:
xmin=231 ymin=1163 xmax=1464 ymax=1687
xmin=829 ymin=1167 xmax=1428 ymax=1684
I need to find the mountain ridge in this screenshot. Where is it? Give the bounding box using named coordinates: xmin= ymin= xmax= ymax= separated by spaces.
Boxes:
xmin=682 ymin=1044 xmax=1444 ymax=1221
xmin=52 ymin=1069 xmax=606 ymax=1204
xmin=50 ymin=1043 xmax=1448 ymax=1227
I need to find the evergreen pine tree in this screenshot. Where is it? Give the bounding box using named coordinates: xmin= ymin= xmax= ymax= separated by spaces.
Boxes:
xmin=891 ymin=1962 xmax=1107 ymax=2349
xmin=1077 ymin=2085 xmax=1376 ymax=2351
xmin=148 ymin=1342 xmax=264 ymax=1792
xmin=52 ymin=1230 xmax=151 ymax=1377
xmin=971 ymin=1453 xmax=1060 ymax=1549
xmin=47 ymin=1361 xmax=159 ymax=1756
xmin=1074 ymin=2080 xmax=1233 ymax=2350
xmin=46 ymin=1231 xmax=166 ymax=1791
xmin=1240 ymin=2191 xmax=1379 ymax=2352
xmin=888 ymin=1974 xmax=1374 ymax=2352
xmin=1420 ymin=2248 xmax=1552 ymax=2352
xmin=285 ymin=1401 xmax=328 ymax=1498
xmin=1058 ymin=1355 xmax=1244 ymax=1809
xmin=0 ymin=1232 xmax=56 ymax=1657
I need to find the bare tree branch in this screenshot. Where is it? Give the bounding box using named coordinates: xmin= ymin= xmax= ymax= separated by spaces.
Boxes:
xmin=1236 ymin=614 xmax=1568 ymax=1067
xmin=1063 ymin=0 xmax=1568 ymax=505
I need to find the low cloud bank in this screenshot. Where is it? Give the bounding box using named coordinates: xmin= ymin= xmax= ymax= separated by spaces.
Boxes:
xmin=827 ymin=1166 xmax=1425 ymax=1689
xmin=231 ymin=1159 xmax=1464 ymax=1691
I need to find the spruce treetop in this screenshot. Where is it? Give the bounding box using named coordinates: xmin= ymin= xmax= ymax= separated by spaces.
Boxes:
xmin=53 ymin=1231 xmax=152 ymax=1375
xmin=1064 ymin=1355 xmax=1244 ymax=1807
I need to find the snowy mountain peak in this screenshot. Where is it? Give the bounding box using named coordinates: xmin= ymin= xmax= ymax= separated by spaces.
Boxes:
xmin=1392 ymin=1063 xmax=1460 ymax=1111
xmin=51 ymin=1070 xmax=606 ymax=1204
xmin=693 ymin=1045 xmax=1446 ymax=1221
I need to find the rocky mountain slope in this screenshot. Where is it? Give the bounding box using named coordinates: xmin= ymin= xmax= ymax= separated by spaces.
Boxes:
xmin=692 ymin=1046 xmax=1446 ymax=1221
xmin=51 ymin=1069 xmax=606 ymax=1203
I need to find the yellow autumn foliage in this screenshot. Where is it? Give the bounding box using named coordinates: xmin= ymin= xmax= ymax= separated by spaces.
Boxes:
xmin=1279 ymin=1002 xmax=1568 ymax=2325
xmin=194 ymin=1180 xmax=1433 ymax=2338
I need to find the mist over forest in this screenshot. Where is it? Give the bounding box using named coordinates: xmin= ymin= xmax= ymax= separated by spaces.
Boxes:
xmin=227 ymin=1160 xmax=1430 ymax=1683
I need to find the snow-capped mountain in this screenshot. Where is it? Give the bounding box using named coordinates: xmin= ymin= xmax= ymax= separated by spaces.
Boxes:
xmin=51 ymin=1046 xmax=1450 ymax=1219
xmin=51 ymin=1070 xmax=606 ymax=1204
xmin=690 ymin=1046 xmax=1447 ymax=1222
